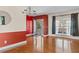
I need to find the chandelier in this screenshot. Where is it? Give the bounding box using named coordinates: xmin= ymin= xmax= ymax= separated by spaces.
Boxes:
xmin=22 ymin=6 xmax=36 ymax=16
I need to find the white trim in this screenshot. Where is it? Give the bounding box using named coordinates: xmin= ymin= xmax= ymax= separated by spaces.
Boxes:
xmin=0 ymin=30 xmax=26 ymax=34
xmin=0 ymin=41 xmax=27 ymax=52
xmin=48 ymin=34 xmax=79 ymax=40
xmin=26 ymin=34 xmax=34 ymax=37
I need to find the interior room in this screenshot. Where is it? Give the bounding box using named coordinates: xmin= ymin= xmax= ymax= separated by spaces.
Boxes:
xmin=0 ymin=6 xmax=79 ymax=53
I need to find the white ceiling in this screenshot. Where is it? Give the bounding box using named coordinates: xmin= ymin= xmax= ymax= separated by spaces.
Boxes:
xmin=17 ymin=6 xmax=79 ymax=15
xmin=31 ymin=6 xmax=79 ymax=15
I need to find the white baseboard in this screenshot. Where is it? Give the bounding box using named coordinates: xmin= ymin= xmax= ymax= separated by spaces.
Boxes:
xmin=0 ymin=41 xmax=27 ymax=53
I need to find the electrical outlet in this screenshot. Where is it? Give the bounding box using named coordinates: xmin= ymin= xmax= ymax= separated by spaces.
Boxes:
xmin=4 ymin=40 xmax=7 ymax=44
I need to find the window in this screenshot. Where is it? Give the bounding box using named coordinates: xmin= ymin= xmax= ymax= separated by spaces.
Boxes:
xmin=0 ymin=16 xmax=5 ymax=25
xmin=55 ymin=15 xmax=71 ymax=35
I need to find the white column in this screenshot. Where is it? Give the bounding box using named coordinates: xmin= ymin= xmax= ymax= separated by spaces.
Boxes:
xmin=48 ymin=14 xmax=53 ymax=35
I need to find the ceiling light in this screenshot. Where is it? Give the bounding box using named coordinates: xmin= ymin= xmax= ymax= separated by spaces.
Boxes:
xmin=22 ymin=6 xmax=36 ymax=16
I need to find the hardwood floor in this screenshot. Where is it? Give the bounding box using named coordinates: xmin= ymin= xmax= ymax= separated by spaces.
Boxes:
xmin=71 ymin=40 xmax=79 ymax=53
xmin=4 ymin=36 xmax=34 ymax=53
xmin=4 ymin=36 xmax=79 ymax=53
xmin=44 ymin=36 xmax=56 ymax=53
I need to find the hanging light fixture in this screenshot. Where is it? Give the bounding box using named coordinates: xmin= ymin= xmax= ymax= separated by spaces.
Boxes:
xmin=22 ymin=6 xmax=36 ymax=16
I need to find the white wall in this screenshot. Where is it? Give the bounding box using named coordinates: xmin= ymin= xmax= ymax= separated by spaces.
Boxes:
xmin=0 ymin=6 xmax=26 ymax=33
xmin=48 ymin=14 xmax=53 ymax=35
xmin=78 ymin=14 xmax=79 ymax=33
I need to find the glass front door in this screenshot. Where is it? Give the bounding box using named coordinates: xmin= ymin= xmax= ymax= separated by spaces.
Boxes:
xmin=33 ymin=19 xmax=43 ymax=35
xmin=33 ymin=19 xmax=44 ymax=52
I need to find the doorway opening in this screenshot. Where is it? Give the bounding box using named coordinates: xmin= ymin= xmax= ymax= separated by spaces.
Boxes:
xmin=33 ymin=19 xmax=44 ymax=52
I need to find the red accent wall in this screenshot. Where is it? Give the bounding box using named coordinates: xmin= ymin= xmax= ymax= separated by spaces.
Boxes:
xmin=26 ymin=15 xmax=33 ymax=34
xmin=34 ymin=15 xmax=48 ymax=35
xmin=26 ymin=15 xmax=48 ymax=35
xmin=0 ymin=31 xmax=26 ymax=47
